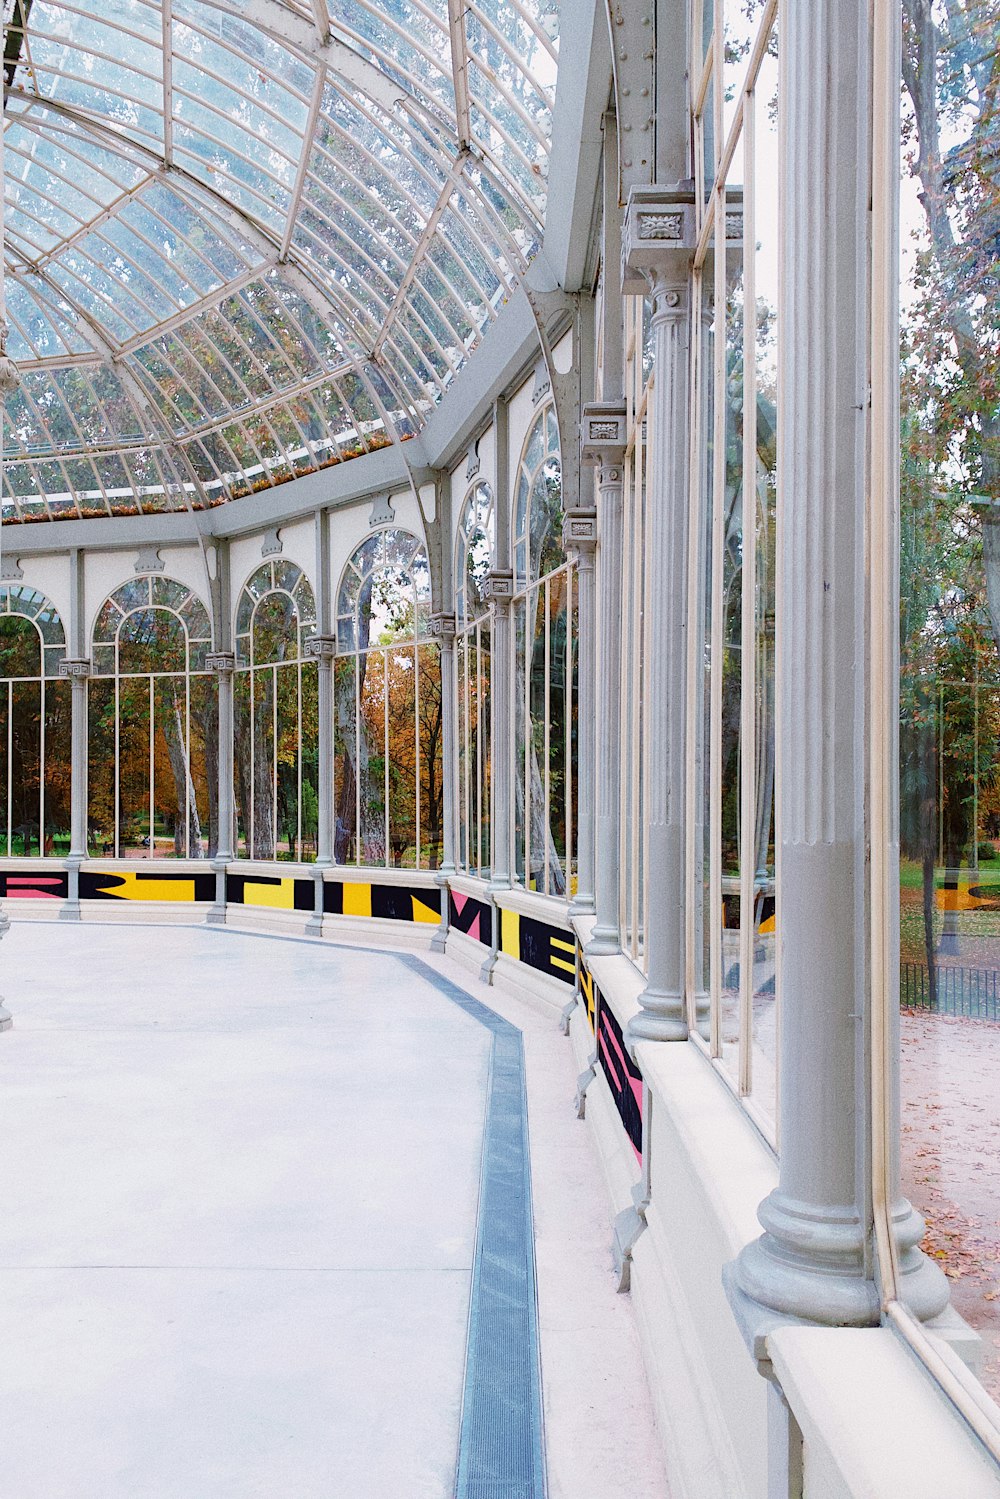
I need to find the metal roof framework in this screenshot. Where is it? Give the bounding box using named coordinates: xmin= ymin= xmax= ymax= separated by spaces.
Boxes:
xmin=0 ymin=0 xmax=558 ymax=522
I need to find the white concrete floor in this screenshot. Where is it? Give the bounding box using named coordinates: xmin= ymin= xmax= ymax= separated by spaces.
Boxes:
xmin=0 ymin=921 xmax=669 ymax=1498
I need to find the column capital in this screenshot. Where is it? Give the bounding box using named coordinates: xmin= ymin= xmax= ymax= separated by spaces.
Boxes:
xmin=622 ymin=182 xmax=696 ymax=295
xmin=562 ymin=507 xmax=598 ymax=556
xmin=484 ymin=569 xmax=514 ymax=606
xmin=58 ymin=657 xmax=91 ymax=679
xmin=206 ymin=650 xmax=237 ymax=675
xmin=303 ymin=633 xmax=337 ymax=661
xmin=428 ymin=612 xmax=456 ymax=641
xmin=581 ymin=402 xmax=627 ymax=469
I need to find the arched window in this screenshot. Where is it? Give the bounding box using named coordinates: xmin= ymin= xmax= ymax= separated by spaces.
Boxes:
xmin=511 ymin=404 xmax=577 ymax=895
xmin=234 ymin=560 xmax=318 ymax=861
xmin=455 ymin=481 xmax=494 ymax=877
xmin=0 ymin=586 xmax=70 ymax=856
xmin=334 ymin=527 xmax=440 ymax=868
xmin=89 ymin=577 xmax=213 ymax=858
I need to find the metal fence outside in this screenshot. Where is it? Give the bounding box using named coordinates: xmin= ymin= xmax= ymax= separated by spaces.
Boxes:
xmin=900 ymin=961 xmax=1000 ymax=1020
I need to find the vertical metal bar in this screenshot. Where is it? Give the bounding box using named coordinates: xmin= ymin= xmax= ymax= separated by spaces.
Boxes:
xmin=383 ymin=648 xmax=389 ymax=867
xmin=415 ymin=641 xmax=422 ymax=869
xmin=738 ymin=93 xmax=757 ymax=1098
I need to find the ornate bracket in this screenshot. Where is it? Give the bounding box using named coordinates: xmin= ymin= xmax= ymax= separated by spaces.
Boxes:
xmin=206 ymin=651 xmax=237 ymax=675
xmin=58 ymin=658 xmax=92 ymax=680
xmin=261 ymin=527 xmax=283 ymax=558
xmin=134 ymin=547 xmax=164 ymax=574
xmin=0 ymin=555 xmax=23 ymax=581
xmin=304 ymin=633 xmax=337 ymax=662
xmin=465 ymin=440 xmax=481 ymax=482
xmin=368 ymin=493 xmax=395 ymax=526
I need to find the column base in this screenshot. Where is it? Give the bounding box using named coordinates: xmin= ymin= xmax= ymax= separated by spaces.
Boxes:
xmin=893 ymin=1197 xmax=951 ymax=1323
xmin=0 ymin=1003 xmax=12 ymax=1032
xmin=731 ymin=1189 xmax=881 ymax=1331
xmin=569 ymin=895 xmax=596 ymax=918
xmin=584 ymin=924 xmax=620 ymax=957
xmin=625 ymin=987 xmax=688 ymax=1046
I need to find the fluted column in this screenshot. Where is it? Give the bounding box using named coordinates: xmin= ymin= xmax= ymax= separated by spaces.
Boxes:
xmin=207 ymin=651 xmax=235 ymax=924
xmin=562 ymin=503 xmax=597 ymax=913
xmin=730 ymin=0 xmax=948 ymax=1329
xmin=431 ymin=613 xmax=457 ymax=876
xmin=305 ymin=635 xmax=337 ymax=867
xmin=581 ymin=405 xmax=627 ymax=947
xmin=61 ymin=655 xmax=91 ymax=855
xmin=485 ymin=570 xmax=514 ymax=892
xmin=623 ymin=188 xmax=696 ymax=1044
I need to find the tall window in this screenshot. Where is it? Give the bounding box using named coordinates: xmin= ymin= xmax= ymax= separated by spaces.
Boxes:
xmin=895 ymin=0 xmax=1000 ymax=1406
xmin=90 ymin=577 xmax=213 ymax=858
xmin=234 ymin=560 xmax=318 ymax=861
xmin=334 ymin=528 xmax=441 ymax=868
xmin=692 ymin=0 xmax=779 ymax=1124
xmin=0 ymin=586 xmax=70 ymax=856
xmin=512 ymin=404 xmax=577 ymax=896
xmin=456 ymin=481 xmax=494 ymax=878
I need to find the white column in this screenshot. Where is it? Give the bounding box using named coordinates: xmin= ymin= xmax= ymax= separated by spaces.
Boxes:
xmin=59 ymin=657 xmax=91 ymax=921
xmin=485 ymin=570 xmax=514 ymax=893
xmin=430 ymin=611 xmax=457 ymax=952
xmin=307 ymin=635 xmax=337 ymax=867
xmin=581 ymin=404 xmax=627 ymax=947
xmin=623 ymin=188 xmax=696 ymax=1044
xmin=564 ymin=504 xmax=597 ymax=916
xmin=729 ymin=0 xmax=948 ymax=1330
xmin=207 ymin=651 xmax=235 ymax=924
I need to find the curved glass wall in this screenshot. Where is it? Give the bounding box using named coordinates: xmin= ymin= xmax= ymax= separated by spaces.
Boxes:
xmin=455 ymin=479 xmax=494 ymax=878
xmin=512 ymin=403 xmax=576 ymax=896
xmin=0 ymin=585 xmax=70 ymax=856
xmin=334 ymin=527 xmax=441 ymax=868
xmin=234 ymin=560 xmax=318 ymax=862
xmin=89 ymin=576 xmax=213 ymax=857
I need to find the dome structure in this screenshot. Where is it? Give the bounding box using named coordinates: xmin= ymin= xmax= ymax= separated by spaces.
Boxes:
xmin=1 ymin=0 xmax=557 ymax=521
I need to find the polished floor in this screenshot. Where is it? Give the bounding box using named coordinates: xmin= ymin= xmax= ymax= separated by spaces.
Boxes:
xmin=0 ymin=922 xmax=669 ymax=1498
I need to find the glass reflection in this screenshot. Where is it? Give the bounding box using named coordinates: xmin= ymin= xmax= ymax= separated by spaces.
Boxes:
xmin=0 ymin=586 xmax=71 ymax=856
xmin=334 ymin=528 xmax=441 ymax=869
xmin=898 ymin=0 xmax=1000 ymax=1402
xmin=88 ymin=576 xmax=213 ymax=858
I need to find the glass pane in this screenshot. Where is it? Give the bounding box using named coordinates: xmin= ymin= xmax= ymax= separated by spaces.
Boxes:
xmin=11 ymin=679 xmax=41 ymax=855
xmin=898 ymin=5 xmax=1000 ymax=1400
xmin=418 ymin=643 xmax=443 ymax=871
xmin=118 ymin=676 xmax=151 ymax=857
xmin=359 ymin=651 xmax=387 ymax=865
xmin=44 ymin=677 xmax=72 ymax=855
xmin=87 ymin=677 xmax=116 ymax=856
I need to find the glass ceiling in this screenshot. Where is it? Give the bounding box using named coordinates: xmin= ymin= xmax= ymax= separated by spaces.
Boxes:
xmin=0 ymin=0 xmax=558 ymax=521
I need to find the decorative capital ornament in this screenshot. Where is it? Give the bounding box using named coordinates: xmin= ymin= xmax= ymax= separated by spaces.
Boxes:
xmin=581 ymin=403 xmax=628 ymax=468
xmin=206 ymin=651 xmax=237 ymax=675
xmin=484 ymin=568 xmax=514 ymax=602
xmin=58 ymin=658 xmax=92 ymax=680
xmin=304 ymin=633 xmax=337 ymax=661
xmin=622 ymin=183 xmax=697 ymax=296
xmin=429 ymin=612 xmax=457 ymax=643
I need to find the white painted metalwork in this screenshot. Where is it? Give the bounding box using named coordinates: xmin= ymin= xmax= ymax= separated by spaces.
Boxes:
xmin=0 ymin=0 xmax=558 ymax=522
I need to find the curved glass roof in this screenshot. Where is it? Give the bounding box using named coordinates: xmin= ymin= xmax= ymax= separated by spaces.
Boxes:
xmin=0 ymin=0 xmax=558 ymax=522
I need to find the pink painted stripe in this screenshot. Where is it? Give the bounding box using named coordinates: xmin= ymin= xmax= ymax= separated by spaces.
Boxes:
xmin=452 ymin=890 xmax=468 ymax=916
xmin=598 ymin=1032 xmax=622 ymax=1092
xmin=601 ymin=1012 xmax=630 ymax=1075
